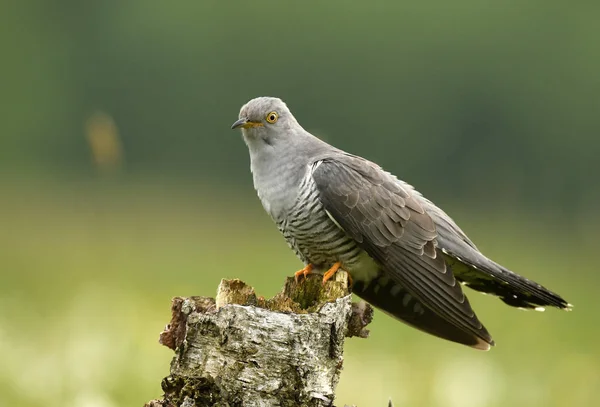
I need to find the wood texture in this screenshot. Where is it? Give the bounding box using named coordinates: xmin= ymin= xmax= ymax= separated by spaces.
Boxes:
xmin=146 ymin=271 xmax=373 ymax=407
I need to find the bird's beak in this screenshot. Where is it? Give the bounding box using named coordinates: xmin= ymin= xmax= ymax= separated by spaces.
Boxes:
xmin=231 ymin=117 xmax=264 ymax=130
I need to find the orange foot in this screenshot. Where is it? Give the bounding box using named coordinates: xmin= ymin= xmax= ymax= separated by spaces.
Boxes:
xmin=294 ymin=264 xmax=314 ymax=283
xmin=322 ymin=262 xmax=342 ymax=285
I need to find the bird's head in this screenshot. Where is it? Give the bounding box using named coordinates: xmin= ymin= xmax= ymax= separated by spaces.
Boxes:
xmin=231 ymin=97 xmax=299 ymax=144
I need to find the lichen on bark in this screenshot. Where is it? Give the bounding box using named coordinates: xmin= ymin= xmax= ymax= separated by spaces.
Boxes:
xmin=149 ymin=271 xmax=373 ymax=407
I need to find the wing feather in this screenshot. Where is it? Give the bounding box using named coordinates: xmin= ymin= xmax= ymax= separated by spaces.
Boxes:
xmin=411 ymin=184 xmax=571 ymax=310
xmin=311 ymin=155 xmax=493 ymax=345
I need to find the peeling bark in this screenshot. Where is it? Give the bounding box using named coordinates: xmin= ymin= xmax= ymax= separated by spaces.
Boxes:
xmin=147 ymin=271 xmax=373 ymax=407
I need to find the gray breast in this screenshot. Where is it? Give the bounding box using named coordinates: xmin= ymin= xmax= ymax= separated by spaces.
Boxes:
xmin=275 ymin=163 xmax=363 ymax=269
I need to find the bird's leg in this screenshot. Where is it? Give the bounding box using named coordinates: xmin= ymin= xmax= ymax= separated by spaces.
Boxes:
xmin=294 ymin=264 xmax=314 ymax=283
xmin=322 ymin=261 xmax=342 ymax=285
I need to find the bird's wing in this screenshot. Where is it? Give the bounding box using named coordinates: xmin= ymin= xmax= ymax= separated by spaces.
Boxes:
xmin=395 ymin=184 xmax=571 ymax=310
xmin=311 ymin=154 xmax=493 ymax=346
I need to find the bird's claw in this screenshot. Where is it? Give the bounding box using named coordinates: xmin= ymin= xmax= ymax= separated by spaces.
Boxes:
xmin=321 ymin=262 xmax=342 ymax=285
xmin=294 ymin=264 xmax=314 ymax=283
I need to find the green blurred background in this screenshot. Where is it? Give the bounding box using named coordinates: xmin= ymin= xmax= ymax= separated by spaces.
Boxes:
xmin=1 ymin=1 xmax=598 ymax=406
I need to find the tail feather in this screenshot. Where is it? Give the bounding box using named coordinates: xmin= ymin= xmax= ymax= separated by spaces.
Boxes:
xmin=353 ymin=274 xmax=494 ymax=350
xmin=443 ymin=250 xmax=572 ymax=311
xmin=423 ymin=197 xmax=572 ymax=311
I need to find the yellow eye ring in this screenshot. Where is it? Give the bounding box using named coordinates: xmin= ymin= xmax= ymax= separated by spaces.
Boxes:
xmin=265 ymin=111 xmax=278 ymax=124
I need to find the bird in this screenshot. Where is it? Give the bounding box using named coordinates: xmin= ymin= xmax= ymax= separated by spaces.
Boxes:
xmin=231 ymin=96 xmax=572 ymax=350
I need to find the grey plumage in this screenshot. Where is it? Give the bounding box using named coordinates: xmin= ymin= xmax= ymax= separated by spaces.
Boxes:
xmin=232 ymin=96 xmax=571 ymax=350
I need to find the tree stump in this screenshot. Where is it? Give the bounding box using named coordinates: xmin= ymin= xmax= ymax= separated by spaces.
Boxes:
xmin=145 ymin=271 xmax=373 ymax=407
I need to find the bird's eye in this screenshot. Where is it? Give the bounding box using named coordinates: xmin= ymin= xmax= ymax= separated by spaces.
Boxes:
xmin=265 ymin=111 xmax=278 ymax=124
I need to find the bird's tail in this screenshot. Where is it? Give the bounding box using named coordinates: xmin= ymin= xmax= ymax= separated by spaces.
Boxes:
xmin=445 ymin=252 xmax=573 ymax=311
xmin=353 ymin=274 xmax=495 ymax=350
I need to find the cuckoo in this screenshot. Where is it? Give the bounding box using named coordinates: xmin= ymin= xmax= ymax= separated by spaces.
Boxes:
xmin=231 ymin=96 xmax=571 ymax=350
